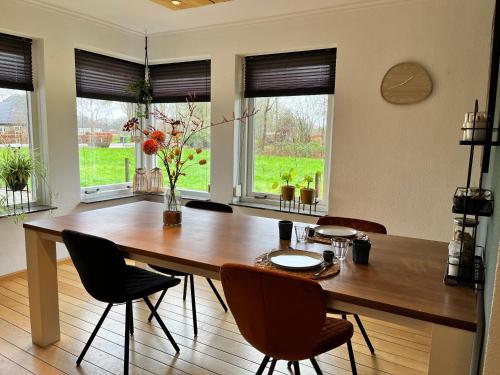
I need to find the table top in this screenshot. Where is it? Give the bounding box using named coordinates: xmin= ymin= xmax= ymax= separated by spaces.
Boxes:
xmin=24 ymin=201 xmax=477 ymax=331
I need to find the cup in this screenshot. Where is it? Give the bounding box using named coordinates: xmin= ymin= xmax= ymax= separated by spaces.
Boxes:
xmin=331 ymin=238 xmax=349 ymax=260
xmin=323 ymin=250 xmax=335 ymax=263
xmin=278 ymin=220 xmax=293 ymax=241
xmin=294 ymin=225 xmax=309 ymax=243
xmin=352 ymin=239 xmax=371 ymax=264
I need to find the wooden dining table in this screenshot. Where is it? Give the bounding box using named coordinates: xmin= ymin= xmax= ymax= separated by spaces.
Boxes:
xmin=23 ymin=201 xmax=478 ymax=375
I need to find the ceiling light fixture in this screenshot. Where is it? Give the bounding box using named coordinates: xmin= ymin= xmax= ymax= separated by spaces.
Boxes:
xmin=171 ymin=0 xmax=182 ymax=5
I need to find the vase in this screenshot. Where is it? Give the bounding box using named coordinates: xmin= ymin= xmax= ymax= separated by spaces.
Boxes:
xmin=300 ymin=188 xmax=315 ymax=205
xmin=6 ymin=174 xmax=29 ymax=192
xmin=281 ymin=185 xmax=295 ymax=201
xmin=163 ymin=188 xmax=182 ymax=226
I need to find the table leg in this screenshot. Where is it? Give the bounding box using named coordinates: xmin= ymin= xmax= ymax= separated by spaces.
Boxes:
xmin=428 ymin=324 xmax=475 ymax=375
xmin=25 ymin=229 xmax=60 ymax=347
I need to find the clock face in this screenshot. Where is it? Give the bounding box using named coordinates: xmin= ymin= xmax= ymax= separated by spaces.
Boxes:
xmin=381 ymin=62 xmax=432 ymax=104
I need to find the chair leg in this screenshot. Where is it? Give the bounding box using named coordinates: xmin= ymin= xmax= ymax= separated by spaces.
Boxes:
xmin=189 ymin=274 xmax=198 ymax=336
xmin=124 ymin=301 xmax=130 ymax=375
xmin=206 ymin=278 xmax=228 ymax=312
xmin=183 ymin=275 xmax=188 ymax=301
xmin=77 ymin=303 xmax=112 ymax=365
xmin=127 ymin=302 xmax=134 ymax=336
xmin=310 ymin=358 xmax=323 ymax=375
xmin=354 ymin=314 xmax=375 ymax=354
xmin=147 ymin=289 xmax=167 ymax=322
xmin=293 ymin=361 xmax=301 ymax=375
xmin=346 ymin=340 xmax=357 ymax=375
xmin=256 ymin=356 xmax=270 ymax=375
xmin=143 ymin=296 xmax=180 ymax=352
xmin=268 ymin=359 xmax=277 ymax=374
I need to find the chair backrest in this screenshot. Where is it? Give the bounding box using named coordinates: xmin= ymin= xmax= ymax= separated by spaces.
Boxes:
xmin=185 ymin=200 xmax=233 ymax=213
xmin=62 ymin=230 xmax=127 ymax=302
xmin=221 ymin=263 xmax=326 ymax=360
xmin=316 ymin=216 xmax=387 ymax=234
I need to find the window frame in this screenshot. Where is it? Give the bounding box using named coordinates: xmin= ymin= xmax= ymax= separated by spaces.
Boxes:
xmin=77 ymin=99 xmax=140 ymax=197
xmin=240 ymin=94 xmax=334 ymax=208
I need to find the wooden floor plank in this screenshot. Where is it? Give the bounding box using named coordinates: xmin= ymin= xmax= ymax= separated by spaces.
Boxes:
xmin=0 ymin=262 xmax=430 ymax=375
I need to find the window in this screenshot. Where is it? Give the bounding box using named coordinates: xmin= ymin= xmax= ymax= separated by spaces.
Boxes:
xmin=243 ymin=49 xmax=336 ymax=203
xmin=76 ymin=98 xmax=136 ymax=189
xmin=0 ymin=32 xmax=35 ymax=207
xmin=150 ymin=60 xmax=211 ymax=194
xmin=75 ymin=50 xmax=143 ymax=193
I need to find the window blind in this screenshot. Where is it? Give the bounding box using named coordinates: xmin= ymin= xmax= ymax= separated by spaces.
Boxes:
xmin=75 ymin=49 xmax=144 ymax=102
xmin=0 ymin=32 xmax=33 ymax=91
xmin=150 ymin=60 xmax=211 ymax=103
xmin=244 ymin=48 xmax=336 ymax=98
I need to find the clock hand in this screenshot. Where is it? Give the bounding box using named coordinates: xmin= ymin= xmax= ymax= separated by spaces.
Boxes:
xmin=387 ymin=75 xmax=415 ymax=90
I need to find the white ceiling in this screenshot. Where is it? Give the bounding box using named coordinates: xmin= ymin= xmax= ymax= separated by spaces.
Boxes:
xmin=22 ymin=0 xmax=391 ymax=35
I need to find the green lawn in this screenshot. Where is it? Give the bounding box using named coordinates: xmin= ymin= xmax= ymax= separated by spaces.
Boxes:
xmin=1 ymin=146 xmax=324 ymax=194
xmin=79 ymin=147 xmax=324 ymax=194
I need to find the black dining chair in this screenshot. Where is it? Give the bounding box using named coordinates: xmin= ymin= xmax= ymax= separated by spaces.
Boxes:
xmin=147 ymin=200 xmax=231 ymax=336
xmin=62 ymin=230 xmax=181 ymax=375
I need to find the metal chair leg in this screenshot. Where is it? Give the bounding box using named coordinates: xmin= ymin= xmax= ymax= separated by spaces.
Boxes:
xmin=354 ymin=314 xmax=375 ymax=354
xmin=143 ymin=296 xmax=180 ymax=352
xmin=206 ymin=278 xmax=228 ymax=312
xmin=310 ymin=358 xmax=323 ymax=375
xmin=190 ymin=274 xmax=198 ymax=336
xmin=293 ymin=361 xmax=301 ymax=375
xmin=124 ymin=302 xmax=130 ymax=375
xmin=127 ymin=301 xmax=134 ymax=336
xmin=256 ymin=356 xmax=270 ymax=375
xmin=346 ymin=340 xmax=357 ymax=375
xmin=147 ymin=289 xmax=167 ymax=322
xmin=268 ymin=359 xmax=277 ymax=374
xmin=77 ymin=303 xmax=112 ymax=365
xmin=183 ymin=275 xmax=188 ymax=301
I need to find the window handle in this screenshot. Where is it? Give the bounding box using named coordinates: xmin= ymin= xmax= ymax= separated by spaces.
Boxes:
xmin=84 ymin=188 xmax=100 ymax=195
xmin=254 ymin=195 xmax=268 ymax=199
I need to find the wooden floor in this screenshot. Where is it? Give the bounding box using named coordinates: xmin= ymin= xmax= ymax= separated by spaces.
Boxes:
xmin=0 ymin=260 xmax=431 ymax=375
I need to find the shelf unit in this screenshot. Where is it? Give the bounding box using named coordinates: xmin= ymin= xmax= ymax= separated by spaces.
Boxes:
xmin=445 ymin=100 xmax=499 ymax=289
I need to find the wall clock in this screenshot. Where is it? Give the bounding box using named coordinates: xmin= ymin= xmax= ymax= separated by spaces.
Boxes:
xmin=381 ymin=62 xmax=433 ymax=104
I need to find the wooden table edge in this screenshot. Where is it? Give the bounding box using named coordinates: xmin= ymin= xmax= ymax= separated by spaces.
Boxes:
xmin=23 ymin=225 xmax=477 ymax=332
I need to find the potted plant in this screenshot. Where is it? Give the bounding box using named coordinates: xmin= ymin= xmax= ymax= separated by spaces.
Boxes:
xmin=300 ymin=174 xmax=315 ymax=205
xmin=0 ymin=147 xmax=45 ymax=192
xmin=272 ymin=169 xmax=297 ymax=201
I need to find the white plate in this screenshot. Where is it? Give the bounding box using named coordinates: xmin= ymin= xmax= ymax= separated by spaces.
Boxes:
xmin=315 ymin=225 xmax=358 ymax=238
xmin=268 ymin=250 xmax=323 ymax=270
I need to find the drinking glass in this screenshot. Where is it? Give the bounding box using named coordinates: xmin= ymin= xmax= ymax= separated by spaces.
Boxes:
xmin=331 ymin=238 xmax=349 ymax=260
xmin=294 ymin=225 xmax=309 ymax=243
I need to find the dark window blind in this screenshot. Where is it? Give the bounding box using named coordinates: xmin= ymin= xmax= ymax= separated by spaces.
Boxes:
xmin=244 ymin=48 xmax=336 ymax=98
xmin=0 ymin=32 xmax=33 ymax=91
xmin=150 ymin=60 xmax=211 ymax=103
xmin=75 ymin=49 xmax=144 ymax=102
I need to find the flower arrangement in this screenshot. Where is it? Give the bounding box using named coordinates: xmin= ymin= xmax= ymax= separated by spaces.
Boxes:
xmin=122 ymin=98 xmax=257 ymax=225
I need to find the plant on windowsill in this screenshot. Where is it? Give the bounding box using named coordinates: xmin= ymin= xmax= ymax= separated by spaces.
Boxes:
xmin=122 ymin=97 xmax=257 ymax=226
xmin=272 ymin=169 xmax=298 ymax=202
xmin=0 ymin=146 xmax=50 ymax=220
xmin=299 ymin=174 xmax=316 ymax=205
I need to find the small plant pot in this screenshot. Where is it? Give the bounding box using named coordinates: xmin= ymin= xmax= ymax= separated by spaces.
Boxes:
xmin=300 ymin=188 xmax=315 ymax=205
xmin=281 ymin=185 xmax=295 ymax=201
xmin=6 ymin=175 xmax=29 ymax=191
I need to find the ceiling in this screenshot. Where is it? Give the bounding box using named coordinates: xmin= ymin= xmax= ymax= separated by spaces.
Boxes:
xmin=22 ymin=0 xmax=394 ymax=35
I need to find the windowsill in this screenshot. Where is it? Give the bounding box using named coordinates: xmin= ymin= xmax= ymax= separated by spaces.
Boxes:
xmin=80 ymin=190 xmax=210 ymax=204
xmin=231 ymin=199 xmax=327 ymax=217
xmin=0 ymin=204 xmax=57 ymax=219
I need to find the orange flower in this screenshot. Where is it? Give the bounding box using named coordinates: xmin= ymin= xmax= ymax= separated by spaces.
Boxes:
xmin=188 ymin=154 xmax=194 ymax=160
xmin=174 ymin=148 xmax=181 ymax=156
xmin=142 ymin=139 xmax=159 ymax=155
xmin=195 ymin=148 xmax=202 ymax=154
xmin=150 ymin=130 xmax=165 ymax=143
xmin=199 ymin=159 xmax=207 ymax=165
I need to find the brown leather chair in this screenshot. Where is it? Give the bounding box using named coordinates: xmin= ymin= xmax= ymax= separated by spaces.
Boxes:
xmin=317 ymin=215 xmax=387 ymax=354
xmin=221 ymin=263 xmax=357 ymax=375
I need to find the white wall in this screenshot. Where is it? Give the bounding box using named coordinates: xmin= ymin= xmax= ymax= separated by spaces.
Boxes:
xmin=0 ymin=0 xmax=495 ymax=276
xmin=0 ymin=0 xmax=144 ymax=276
xmin=150 ymin=0 xmax=495 ymax=241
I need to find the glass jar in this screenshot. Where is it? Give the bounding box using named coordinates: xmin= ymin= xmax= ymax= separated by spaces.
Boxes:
xmin=163 ymin=188 xmax=182 ymax=226
xmin=451 ymin=217 xmax=478 ymax=267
